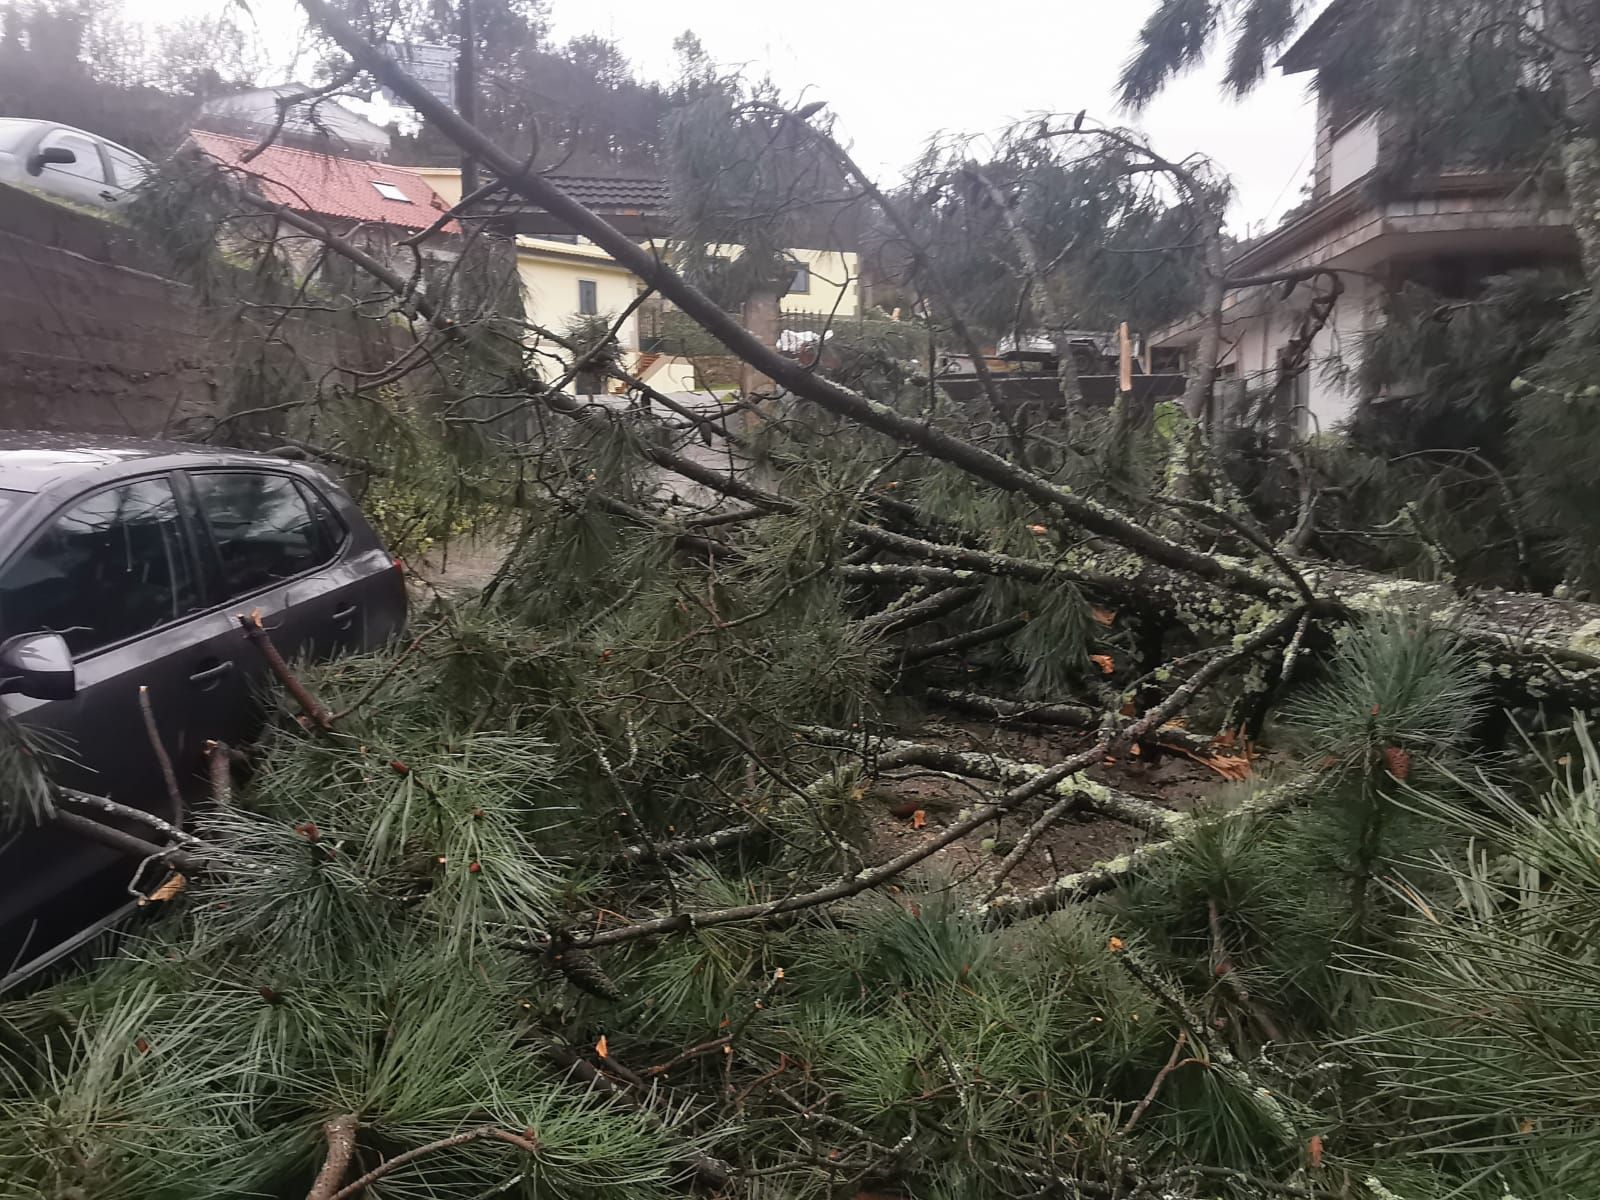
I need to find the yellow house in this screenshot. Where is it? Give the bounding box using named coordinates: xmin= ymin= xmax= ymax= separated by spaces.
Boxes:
xmin=515 ymin=237 xmax=643 ymax=354
xmin=412 ymin=167 xmax=862 ymax=391
xmin=780 ymin=247 xmax=860 ymax=319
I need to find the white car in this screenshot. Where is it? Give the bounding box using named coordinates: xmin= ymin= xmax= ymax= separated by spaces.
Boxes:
xmin=0 ymin=118 xmax=152 ymax=209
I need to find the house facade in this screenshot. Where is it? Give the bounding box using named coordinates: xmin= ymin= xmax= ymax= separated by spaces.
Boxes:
xmin=417 ymin=166 xmax=650 ymax=390
xmin=420 ymin=165 xmax=863 ymax=393
xmin=1153 ymin=0 xmax=1579 ymax=432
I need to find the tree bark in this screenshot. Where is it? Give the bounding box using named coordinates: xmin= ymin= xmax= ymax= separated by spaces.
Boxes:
xmin=1182 ymin=217 xmax=1228 ymax=422
xmin=1561 ymin=136 xmax=1600 ymax=289
xmin=306 ymin=1115 xmax=360 ymax=1200
xmin=739 ymin=287 xmax=782 ymax=414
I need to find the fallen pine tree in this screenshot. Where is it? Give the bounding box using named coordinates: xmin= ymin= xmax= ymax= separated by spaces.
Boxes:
xmin=7 ymin=6 xmax=1600 ymax=1196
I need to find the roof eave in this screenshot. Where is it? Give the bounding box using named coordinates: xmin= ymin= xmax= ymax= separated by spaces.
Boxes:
xmin=1276 ymin=0 xmax=1351 ymax=74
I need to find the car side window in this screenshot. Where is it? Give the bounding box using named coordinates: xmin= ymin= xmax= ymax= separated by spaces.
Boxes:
xmin=102 ymin=144 xmax=148 ymax=192
xmin=0 ymin=477 xmax=199 ymax=657
xmin=37 ymin=129 xmax=107 ymax=186
xmin=296 ymin=480 xmax=348 ymax=552
xmin=191 ymin=472 xmax=337 ymax=599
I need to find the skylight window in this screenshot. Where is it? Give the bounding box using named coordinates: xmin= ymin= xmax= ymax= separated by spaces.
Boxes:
xmin=371 ymin=181 xmax=408 ymax=202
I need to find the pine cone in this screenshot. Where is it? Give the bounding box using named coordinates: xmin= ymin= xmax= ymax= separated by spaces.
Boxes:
xmin=551 ymin=947 xmax=623 ymax=1001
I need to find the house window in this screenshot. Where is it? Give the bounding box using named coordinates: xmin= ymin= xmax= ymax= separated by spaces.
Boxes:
xmin=578 ymin=279 xmax=598 ymax=315
xmin=789 ymin=261 xmax=811 ymax=295
xmin=371 ymin=181 xmax=408 ymax=202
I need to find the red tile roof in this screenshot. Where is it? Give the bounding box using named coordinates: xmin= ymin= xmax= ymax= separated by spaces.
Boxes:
xmin=190 ymin=130 xmax=455 ymax=233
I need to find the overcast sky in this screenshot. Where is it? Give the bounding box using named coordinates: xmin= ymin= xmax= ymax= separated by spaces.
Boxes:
xmin=131 ymin=0 xmax=1323 ymax=236
xmin=542 ymin=0 xmax=1322 ymax=235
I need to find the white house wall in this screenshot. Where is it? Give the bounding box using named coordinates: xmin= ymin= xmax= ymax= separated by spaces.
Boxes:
xmin=1214 ymin=273 xmax=1371 ymax=432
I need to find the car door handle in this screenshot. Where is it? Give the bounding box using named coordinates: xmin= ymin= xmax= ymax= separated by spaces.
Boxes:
xmin=189 ymin=660 xmax=234 ymax=687
xmin=332 ymin=604 xmax=359 ymax=626
xmin=99 ymin=189 xmax=117 ymax=201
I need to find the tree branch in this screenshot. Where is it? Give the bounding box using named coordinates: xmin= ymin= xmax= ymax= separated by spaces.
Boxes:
xmin=305 ymin=1113 xmax=359 ymax=1200
xmin=292 ymin=0 xmax=1286 ymax=602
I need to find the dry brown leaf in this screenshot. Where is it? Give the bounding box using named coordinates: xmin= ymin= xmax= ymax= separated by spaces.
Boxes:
xmin=1028 ymin=523 xmax=1048 ymax=535
xmin=138 ymin=872 xmax=186 ymax=907
xmin=1167 ymin=743 xmax=1253 ymax=781
xmin=595 ymin=1034 xmax=610 ymax=1059
xmin=1091 ymin=606 xmax=1117 ymax=627
xmin=1204 ymin=754 xmax=1253 ymax=782
xmin=1308 ymin=1134 xmax=1324 ymax=1168
xmin=1090 ymin=654 xmax=1115 ymax=676
xmin=1519 ymin=1118 xmax=1536 ymax=1134
xmin=1107 ymin=936 xmax=1126 ymax=953
xmin=911 ymin=809 xmax=927 ymax=830
xmin=1119 ymin=703 xmax=1138 ymax=718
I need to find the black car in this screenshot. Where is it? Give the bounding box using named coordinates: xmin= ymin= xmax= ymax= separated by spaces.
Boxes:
xmin=0 ymin=435 xmax=406 ymax=987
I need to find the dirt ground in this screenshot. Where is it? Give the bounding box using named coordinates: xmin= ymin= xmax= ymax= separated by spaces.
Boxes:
xmin=409 ymin=536 xmax=512 ymax=597
xmin=858 ymin=715 xmax=1254 ymax=898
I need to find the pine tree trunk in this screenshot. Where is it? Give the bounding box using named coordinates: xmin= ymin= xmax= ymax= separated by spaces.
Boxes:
xmin=1561 ymin=136 xmax=1600 ymax=288
xmin=1548 ymin=4 xmax=1600 ymax=287
xmin=1182 ymin=220 xmax=1227 ymax=421
xmin=739 ymin=288 xmax=782 ymax=410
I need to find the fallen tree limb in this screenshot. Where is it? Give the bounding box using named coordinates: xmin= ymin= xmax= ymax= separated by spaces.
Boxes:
xmin=923 ymin=687 xmax=1221 ymax=758
xmin=981 ymin=773 xmax=1319 ymax=925
xmin=306 ymin=1114 xmax=360 ymax=1200
xmin=51 ymin=810 xmax=207 ymax=875
xmin=510 ymin=609 xmax=1300 ymax=954
xmin=857 ymin=585 xmax=981 ymax=636
xmin=797 ymin=726 xmax=1182 ymax=837
xmin=614 ymin=825 xmax=756 ymax=866
xmin=325 ymin=1125 xmax=539 ymax=1200
xmin=902 ymin=617 xmax=1031 ymax=666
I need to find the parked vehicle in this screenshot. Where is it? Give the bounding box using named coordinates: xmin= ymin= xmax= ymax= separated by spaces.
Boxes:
xmin=0 ymin=118 xmax=153 ymax=209
xmin=0 ymin=435 xmax=406 ymax=988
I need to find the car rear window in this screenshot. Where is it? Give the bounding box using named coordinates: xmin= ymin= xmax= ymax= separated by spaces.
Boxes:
xmin=0 ymin=489 xmax=28 ymax=524
xmin=0 ymin=477 xmax=199 ymax=656
xmin=191 ymin=472 xmax=340 ymax=598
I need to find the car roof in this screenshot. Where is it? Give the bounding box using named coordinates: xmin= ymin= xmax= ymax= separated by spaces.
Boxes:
xmin=0 ymin=433 xmax=299 ymax=494
xmin=0 ymin=118 xmax=151 ymax=164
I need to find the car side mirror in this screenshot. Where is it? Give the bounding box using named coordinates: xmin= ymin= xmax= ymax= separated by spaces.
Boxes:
xmin=25 ymin=147 xmax=77 ymax=176
xmin=0 ymin=633 xmax=76 ymax=701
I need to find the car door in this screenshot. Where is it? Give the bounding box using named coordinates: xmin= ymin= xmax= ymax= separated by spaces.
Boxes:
xmin=186 ymin=468 xmax=366 ymax=686
xmin=32 ymin=127 xmax=115 ymax=207
xmin=0 ymin=474 xmax=250 ymax=941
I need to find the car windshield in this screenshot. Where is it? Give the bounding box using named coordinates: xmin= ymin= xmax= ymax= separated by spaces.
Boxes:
xmin=0 ymin=119 xmax=40 ymax=155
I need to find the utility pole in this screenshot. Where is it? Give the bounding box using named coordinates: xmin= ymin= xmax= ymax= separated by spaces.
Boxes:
xmin=457 ymin=0 xmax=478 ymax=195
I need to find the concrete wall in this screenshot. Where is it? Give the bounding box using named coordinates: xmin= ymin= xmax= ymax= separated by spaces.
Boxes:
xmin=0 ymin=183 xmax=213 ymax=436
